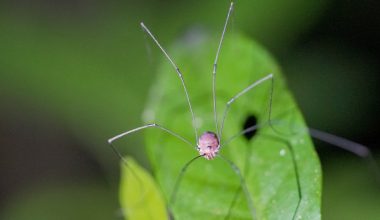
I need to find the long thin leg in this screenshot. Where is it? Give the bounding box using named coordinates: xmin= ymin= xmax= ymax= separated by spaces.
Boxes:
xmin=223 ymin=120 xmax=277 ymax=147
xmin=224 ymin=187 xmax=242 ymax=220
xmin=258 ymin=133 xmax=302 ymax=220
xmin=228 ymin=110 xmax=377 ymax=166
xmin=108 ymin=124 xmax=195 ymax=206
xmin=108 ymin=123 xmax=194 ymax=148
xmin=225 ymin=136 xmax=255 ymax=220
xmin=223 ymin=109 xmax=298 ymax=147
xmin=229 ymin=121 xmax=380 ymax=217
xmin=169 ymin=155 xmax=203 ymax=205
xmin=140 ymin=22 xmax=199 ymax=143
xmin=218 ymin=155 xmax=256 ymax=220
xmin=219 ymin=73 xmax=274 ymax=144
xmin=108 ymin=123 xmax=194 ymax=182
xmin=220 ymin=122 xmax=302 ymax=219
xmin=308 ymin=128 xmax=380 ymax=183
xmin=108 ymin=123 xmax=194 ymax=166
xmin=235 ymin=113 xmax=380 ymax=183
xmin=213 ymin=1 xmax=234 ymax=136
xmin=263 ymin=134 xmax=302 ymax=219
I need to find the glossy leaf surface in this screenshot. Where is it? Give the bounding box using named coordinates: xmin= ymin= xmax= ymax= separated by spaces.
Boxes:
xmin=141 ymin=33 xmax=322 ymax=219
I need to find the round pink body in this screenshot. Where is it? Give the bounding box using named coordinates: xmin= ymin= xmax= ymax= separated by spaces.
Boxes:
xmin=197 ymin=131 xmax=220 ymax=160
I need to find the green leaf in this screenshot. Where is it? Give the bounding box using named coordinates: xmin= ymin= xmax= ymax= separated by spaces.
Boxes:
xmin=120 ymin=157 xmax=169 ymax=220
xmin=142 ymin=33 xmax=322 ymax=219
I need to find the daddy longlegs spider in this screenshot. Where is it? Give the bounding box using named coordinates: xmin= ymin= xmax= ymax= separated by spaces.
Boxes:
xmin=108 ymin=1 xmax=379 ymax=219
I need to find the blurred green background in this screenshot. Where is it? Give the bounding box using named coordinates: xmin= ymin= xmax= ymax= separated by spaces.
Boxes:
xmin=0 ymin=0 xmax=379 ymax=219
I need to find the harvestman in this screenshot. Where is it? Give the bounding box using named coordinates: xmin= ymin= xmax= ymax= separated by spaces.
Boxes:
xmin=108 ymin=1 xmax=379 ymax=219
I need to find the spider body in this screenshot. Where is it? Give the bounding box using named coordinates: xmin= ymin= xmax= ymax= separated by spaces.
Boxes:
xmin=197 ymin=131 xmax=220 ymax=160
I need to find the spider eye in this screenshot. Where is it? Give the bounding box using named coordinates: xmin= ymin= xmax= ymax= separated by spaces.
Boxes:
xmin=207 ymin=146 xmax=211 ymax=149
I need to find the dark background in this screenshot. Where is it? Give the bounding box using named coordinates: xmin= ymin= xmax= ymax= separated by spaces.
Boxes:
xmin=0 ymin=0 xmax=379 ymax=219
